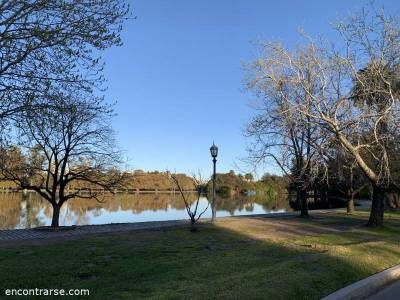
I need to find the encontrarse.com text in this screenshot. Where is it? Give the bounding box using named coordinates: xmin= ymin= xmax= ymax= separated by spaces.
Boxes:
xmin=4 ymin=289 xmax=89 ymax=297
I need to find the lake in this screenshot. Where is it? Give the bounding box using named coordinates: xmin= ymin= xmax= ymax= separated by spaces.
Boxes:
xmin=0 ymin=192 xmax=292 ymax=230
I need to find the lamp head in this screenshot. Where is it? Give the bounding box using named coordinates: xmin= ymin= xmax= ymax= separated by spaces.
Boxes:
xmin=210 ymin=142 xmax=218 ymax=158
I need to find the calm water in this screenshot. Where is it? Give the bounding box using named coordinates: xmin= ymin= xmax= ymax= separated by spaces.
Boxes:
xmin=0 ymin=192 xmax=292 ymax=229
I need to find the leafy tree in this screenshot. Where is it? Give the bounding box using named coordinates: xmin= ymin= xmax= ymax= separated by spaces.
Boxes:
xmin=208 ymin=172 xmax=253 ymax=196
xmin=244 ymin=173 xmax=254 ymax=182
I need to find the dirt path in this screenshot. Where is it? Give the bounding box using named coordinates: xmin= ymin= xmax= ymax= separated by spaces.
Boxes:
xmin=215 ymin=211 xmax=369 ymax=242
xmin=0 ymin=209 xmax=372 ymax=247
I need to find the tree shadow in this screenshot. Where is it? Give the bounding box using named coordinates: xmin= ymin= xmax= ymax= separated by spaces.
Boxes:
xmin=1 ymin=213 xmax=399 ymax=299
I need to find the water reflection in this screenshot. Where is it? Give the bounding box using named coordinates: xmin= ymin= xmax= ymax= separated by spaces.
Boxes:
xmin=0 ymin=192 xmax=292 ymax=229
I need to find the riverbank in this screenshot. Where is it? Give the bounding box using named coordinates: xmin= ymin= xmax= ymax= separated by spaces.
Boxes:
xmin=0 ymin=210 xmax=399 ymax=299
xmin=0 ymin=206 xmax=363 ymax=245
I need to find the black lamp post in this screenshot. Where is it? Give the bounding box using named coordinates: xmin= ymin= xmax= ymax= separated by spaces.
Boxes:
xmin=210 ymin=142 xmax=218 ymax=222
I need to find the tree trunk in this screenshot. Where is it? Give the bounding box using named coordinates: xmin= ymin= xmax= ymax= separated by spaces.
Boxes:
xmin=51 ymin=203 xmax=61 ymax=228
xmin=367 ymin=184 xmax=385 ymax=227
xmin=385 ymin=190 xmax=400 ymax=209
xmin=190 ymin=219 xmax=197 ymax=232
xmin=296 ymin=189 xmax=301 ymax=211
xmin=300 ymin=189 xmax=309 ymax=217
xmin=347 ymin=191 xmax=355 ymax=214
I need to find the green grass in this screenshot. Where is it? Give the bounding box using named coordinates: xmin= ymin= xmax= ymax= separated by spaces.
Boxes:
xmin=0 ymin=212 xmax=399 ymax=299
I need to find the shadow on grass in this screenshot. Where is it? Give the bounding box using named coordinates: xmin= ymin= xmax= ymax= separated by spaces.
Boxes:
xmin=0 ymin=214 xmax=399 ymax=299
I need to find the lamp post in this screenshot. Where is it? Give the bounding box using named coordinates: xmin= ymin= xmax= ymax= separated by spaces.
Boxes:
xmin=210 ymin=142 xmax=218 ymax=222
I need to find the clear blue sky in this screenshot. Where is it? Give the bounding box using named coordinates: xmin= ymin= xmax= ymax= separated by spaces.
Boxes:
xmin=102 ymin=0 xmax=399 ymax=178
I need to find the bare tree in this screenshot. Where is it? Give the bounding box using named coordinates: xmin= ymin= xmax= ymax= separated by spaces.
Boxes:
xmin=256 ymin=7 xmax=400 ymax=226
xmin=169 ymin=173 xmax=209 ymax=232
xmin=0 ymin=91 xmax=125 ymax=227
xmin=244 ymin=43 xmax=328 ymax=217
xmin=0 ymin=0 xmax=129 ymax=122
xmin=309 ymin=8 xmax=399 ymax=226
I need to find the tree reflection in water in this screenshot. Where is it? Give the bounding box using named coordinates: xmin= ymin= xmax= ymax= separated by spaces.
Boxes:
xmin=0 ymin=192 xmax=292 ymax=229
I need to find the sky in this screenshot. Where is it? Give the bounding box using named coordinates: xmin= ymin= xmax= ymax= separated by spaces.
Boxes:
xmin=101 ymin=0 xmax=399 ymax=178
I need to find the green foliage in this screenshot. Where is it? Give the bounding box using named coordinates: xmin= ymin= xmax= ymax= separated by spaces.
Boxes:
xmin=244 ymin=173 xmax=254 ymax=181
xmin=207 ymin=172 xmax=254 ymax=196
xmin=207 ymin=172 xmax=288 ymax=200
xmin=253 ymin=174 xmax=288 ymax=204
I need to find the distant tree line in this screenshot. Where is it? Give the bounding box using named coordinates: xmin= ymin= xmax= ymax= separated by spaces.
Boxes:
xmin=206 ymin=170 xmax=287 ymax=199
xmin=0 ymin=165 xmax=197 ymax=192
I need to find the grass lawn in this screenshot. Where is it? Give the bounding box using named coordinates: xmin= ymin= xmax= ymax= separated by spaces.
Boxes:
xmin=0 ymin=211 xmax=400 ymax=299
